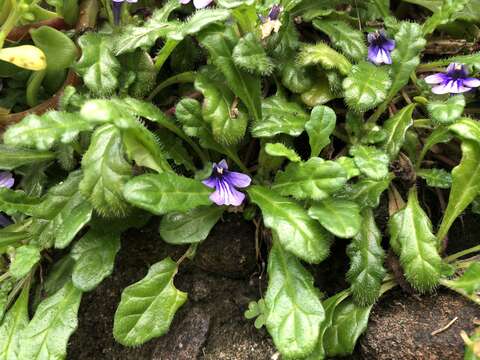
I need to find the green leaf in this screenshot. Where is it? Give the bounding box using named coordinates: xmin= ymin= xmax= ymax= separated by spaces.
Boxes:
xmin=417 ymin=168 xmax=452 ymax=188
xmin=3 ymin=112 xmax=91 ymax=150
xmin=244 ymin=299 xmax=266 ymax=329
xmin=124 ymin=173 xmax=212 ymax=215
xmin=281 ymin=61 xmax=314 ymax=94
xmin=113 ymin=257 xmax=187 ymax=346
xmin=118 ymin=49 xmax=156 ymax=98
xmin=389 ymin=188 xmax=442 ymax=292
xmin=18 ymin=281 xmax=82 ymax=360
xmin=75 ymin=33 xmax=121 ymax=96
xmin=418 ymin=126 xmax=453 ymax=164
xmin=382 ymin=104 xmax=415 ymax=160
xmin=195 ymin=71 xmax=248 ymax=145
xmin=442 ymin=262 xmax=480 ymax=295
xmin=0 ymin=188 xmax=42 ymax=216
xmin=322 ymin=298 xmax=373 ymax=357
xmin=350 ymin=145 xmax=389 ymax=180
xmin=336 ymin=156 xmax=361 ymax=179
xmin=298 ymin=42 xmax=352 ymax=75
xmin=449 ymin=117 xmax=480 ymax=144
xmin=422 ymin=0 xmax=469 ymax=35
xmin=264 ymin=143 xmax=301 ymax=162
xmin=305 ymin=105 xmax=336 ymax=157
xmin=248 ymin=185 xmax=332 ymax=264
xmin=80 ymin=125 xmax=133 ymax=216
xmin=301 ymin=77 xmax=337 ymax=107
xmin=30 ymin=26 xmax=78 ymax=74
xmin=272 ymin=158 xmax=347 ymax=200
xmin=308 ymin=198 xmax=362 ymax=239
xmin=114 ymin=3 xmax=180 ymax=55
xmin=233 ymin=32 xmax=274 ymax=75
xmin=71 ymin=229 xmax=121 ymax=292
xmin=265 ymin=243 xmax=324 ymax=358
xmin=159 ymin=206 xmax=224 ymax=244
xmin=199 ymin=26 xmax=262 ymax=122
xmin=335 ymin=175 xmax=393 ymax=209
xmin=437 ymin=140 xmax=480 ymax=241
xmin=342 ymin=61 xmax=391 ymax=112
xmin=252 ymin=96 xmax=309 ymax=137
xmin=0 ymin=284 xmax=30 ymax=360
xmin=0 ymin=145 xmax=54 ymax=170
xmin=427 ymin=95 xmax=465 ymax=125
xmin=346 ymin=209 xmax=386 ymax=305
xmin=312 ymin=19 xmax=367 ymax=62
xmin=34 ymin=171 xmax=93 ymax=249
xmin=168 ymin=9 xmax=231 ymax=41
xmin=10 ymin=245 xmax=40 ymax=279
xmin=386 ymin=22 xmax=426 ymax=103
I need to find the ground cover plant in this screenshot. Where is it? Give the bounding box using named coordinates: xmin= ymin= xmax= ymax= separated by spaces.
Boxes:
xmin=0 ymin=0 xmax=479 ymax=358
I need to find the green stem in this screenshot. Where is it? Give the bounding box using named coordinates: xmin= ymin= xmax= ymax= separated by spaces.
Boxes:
xmin=0 ymin=271 xmax=10 ymax=283
xmin=0 ymin=0 xmax=12 ymax=25
xmin=444 ymin=245 xmax=480 ymax=263
xmin=224 ymin=146 xmax=250 ymax=175
xmin=0 ymin=0 xmax=21 ymax=49
xmin=154 ymin=39 xmax=179 ymax=71
xmin=147 ymin=71 xmax=196 ymax=101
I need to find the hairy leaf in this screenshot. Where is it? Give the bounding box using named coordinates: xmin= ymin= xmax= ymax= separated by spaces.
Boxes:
xmin=248 ymin=185 xmax=332 ymax=264
xmin=10 ymin=245 xmax=40 ymax=279
xmin=346 ymin=209 xmax=386 ymax=305
xmin=80 ymin=125 xmax=133 ymax=216
xmin=18 ymin=281 xmax=82 ymax=360
xmin=343 ymin=62 xmax=391 ymax=112
xmin=336 ymin=175 xmax=393 ymax=209
xmin=437 ymin=140 xmax=480 ymax=241
xmin=281 ymin=61 xmax=314 ymax=94
xmin=427 ymin=95 xmax=465 ymax=125
xmin=34 ymin=171 xmax=93 ymax=249
xmin=442 ymin=262 xmax=480 ymax=295
xmin=159 ymin=206 xmax=224 ymax=244
xmin=251 ymin=96 xmax=309 ymax=137
xmin=75 ymin=33 xmax=121 ymax=96
xmin=71 ymin=230 xmax=121 ymax=292
xmin=417 ymin=168 xmax=452 ymax=188
xmin=113 ymin=258 xmax=187 ymax=346
xmin=305 ymin=105 xmax=336 ymax=157
xmin=0 ymin=145 xmax=55 ymax=170
xmin=298 ymin=42 xmax=351 ymax=75
xmin=265 ymin=143 xmax=301 ymax=162
xmin=265 ymin=243 xmax=324 ymax=358
xmin=312 ymin=19 xmax=367 ymax=61
xmin=389 ymin=188 xmax=442 ymax=292
xmin=0 ymin=284 xmax=30 ymax=360
xmin=124 ymin=173 xmax=211 ymax=215
xmin=3 ymin=112 xmax=91 ymax=150
xmin=309 ymin=198 xmax=362 ymax=239
xmin=449 ymin=117 xmax=480 ymax=144
xmin=272 ymin=158 xmax=347 ymax=200
xmin=168 ymin=9 xmax=231 ymax=41
xmin=350 ymin=145 xmax=389 ymax=180
xmin=382 ymin=104 xmax=415 ymax=160
xmin=422 ymin=0 xmax=469 ymax=35
xmin=232 ymin=33 xmax=274 ymax=75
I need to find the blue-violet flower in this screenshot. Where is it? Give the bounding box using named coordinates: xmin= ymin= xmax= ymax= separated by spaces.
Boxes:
xmin=259 ymin=4 xmax=283 ymax=39
xmin=424 ymin=63 xmax=480 ymax=94
xmin=202 ymin=160 xmax=251 ymax=206
xmin=0 ymin=172 xmax=14 ymax=227
xmin=367 ymin=30 xmax=395 ymax=65
xmin=112 ymin=0 xmax=137 ymax=25
xmin=179 ymin=0 xmax=213 ymax=9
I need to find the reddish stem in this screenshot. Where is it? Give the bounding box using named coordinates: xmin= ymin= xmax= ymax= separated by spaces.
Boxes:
xmin=7 ymin=18 xmax=69 ymax=42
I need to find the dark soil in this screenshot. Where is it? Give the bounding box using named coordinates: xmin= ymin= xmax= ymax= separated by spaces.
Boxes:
xmin=67 ymin=212 xmax=480 ymax=360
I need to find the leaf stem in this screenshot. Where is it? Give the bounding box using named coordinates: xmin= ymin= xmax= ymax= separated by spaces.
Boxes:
xmin=147 ymin=71 xmax=196 ymax=101
xmin=0 ymin=0 xmax=21 ymax=49
xmin=440 ymin=278 xmax=480 ymax=306
xmin=444 ymin=245 xmax=480 ymax=263
xmin=154 ymin=39 xmax=179 ymax=71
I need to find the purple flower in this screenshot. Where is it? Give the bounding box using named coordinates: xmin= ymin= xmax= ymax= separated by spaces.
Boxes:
xmin=0 ymin=172 xmax=14 ymax=228
xmin=179 ymin=0 xmax=213 ymax=9
xmin=367 ymin=30 xmax=395 ymax=65
xmin=202 ymin=160 xmax=251 ymax=206
xmin=260 ymin=4 xmax=283 ymax=39
xmin=424 ymin=63 xmax=480 ymax=95
xmin=112 ymin=0 xmax=137 ymax=25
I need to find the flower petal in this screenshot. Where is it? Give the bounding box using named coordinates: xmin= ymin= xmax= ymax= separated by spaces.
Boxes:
xmin=0 ymin=172 xmax=14 ymax=189
xmin=424 ymin=73 xmax=447 ymax=84
xmin=367 ymin=45 xmax=380 ymax=64
xmin=383 ymin=38 xmax=395 ymax=51
xmin=202 ymin=176 xmax=217 ymax=189
xmin=180 ymin=0 xmax=191 ymax=3
xmin=209 ymin=180 xmax=245 ymax=206
xmin=193 ymin=0 xmax=213 ymax=8
xmin=431 ymin=80 xmax=456 ymax=94
xmin=464 ymin=77 xmax=480 ymax=88
xmin=225 ymin=171 xmax=251 ymax=188
xmin=0 ymin=214 xmax=11 ymax=227
xmin=217 ymin=159 xmax=229 ymax=170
